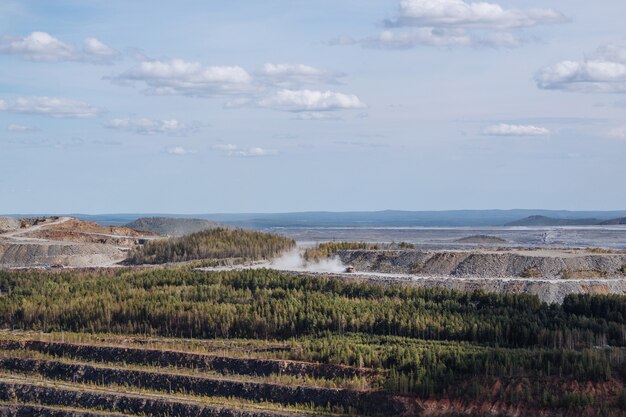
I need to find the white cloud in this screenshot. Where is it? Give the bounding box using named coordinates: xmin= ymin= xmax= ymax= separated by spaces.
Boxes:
xmin=362 ymin=28 xmax=523 ymax=49
xmin=258 ymin=89 xmax=366 ymax=112
xmin=536 ymin=45 xmax=626 ymax=93
xmin=482 ymin=123 xmax=550 ymax=136
xmin=363 ymin=28 xmax=472 ymax=48
xmin=83 ymin=37 xmax=119 ymax=59
xmin=608 ymin=126 xmax=626 ymax=139
xmin=389 ymin=0 xmax=566 ymax=29
xmin=0 ymin=32 xmax=119 ymax=63
xmin=212 ymin=144 xmax=238 ymax=152
xmin=237 ymin=147 xmax=278 ymax=157
xmin=212 ymin=144 xmax=277 ymax=157
xmin=105 ymin=118 xmax=194 ymax=135
xmin=167 ymin=146 xmax=196 ymax=155
xmin=7 ymin=123 xmax=37 ymax=132
xmin=0 ymin=97 xmax=100 ymax=118
xmin=112 ymin=59 xmax=254 ymax=97
xmin=0 ymin=100 xmax=6 ymax=111
xmin=258 ymin=63 xmax=345 ymax=86
xmin=333 ymin=0 xmax=565 ymax=50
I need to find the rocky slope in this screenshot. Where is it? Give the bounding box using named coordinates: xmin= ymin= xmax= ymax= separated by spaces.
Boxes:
xmin=333 ymin=249 xmax=626 ymax=303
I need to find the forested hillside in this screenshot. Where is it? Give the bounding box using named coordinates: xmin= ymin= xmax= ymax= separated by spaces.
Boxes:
xmin=3 ymin=267 xmax=626 ymax=406
xmin=126 ymin=228 xmax=295 ymax=264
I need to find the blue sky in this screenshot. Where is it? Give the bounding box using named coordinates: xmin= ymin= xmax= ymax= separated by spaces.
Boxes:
xmin=1 ymin=0 xmax=625 ymax=214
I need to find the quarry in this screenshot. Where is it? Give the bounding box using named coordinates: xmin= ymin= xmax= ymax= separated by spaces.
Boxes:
xmin=0 ymin=216 xmax=157 ymax=268
xmin=3 ymin=215 xmax=626 ymax=304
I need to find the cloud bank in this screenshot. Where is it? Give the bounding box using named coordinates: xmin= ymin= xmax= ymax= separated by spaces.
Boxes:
xmin=112 ymin=59 xmax=255 ymax=97
xmin=258 ymin=89 xmax=366 ymax=112
xmin=333 ymin=0 xmax=567 ymax=49
xmin=387 ymin=0 xmax=566 ymax=30
xmin=536 ymin=45 xmax=626 ymax=94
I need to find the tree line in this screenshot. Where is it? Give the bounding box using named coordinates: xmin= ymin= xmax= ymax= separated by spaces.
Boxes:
xmin=126 ymin=228 xmax=295 ymax=264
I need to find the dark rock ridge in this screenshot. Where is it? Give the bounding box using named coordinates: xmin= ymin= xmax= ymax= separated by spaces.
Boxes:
xmin=0 ymin=381 xmax=305 ymax=417
xmin=0 ymin=404 xmax=122 ymax=417
xmin=0 ymin=340 xmax=377 ymax=380
xmin=0 ymin=357 xmax=402 ymax=416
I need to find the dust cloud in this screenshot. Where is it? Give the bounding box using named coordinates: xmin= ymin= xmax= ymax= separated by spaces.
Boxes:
xmin=270 ymin=249 xmax=346 ymax=273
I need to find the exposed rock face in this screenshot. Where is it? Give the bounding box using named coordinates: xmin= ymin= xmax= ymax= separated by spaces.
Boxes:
xmin=336 ymin=250 xmax=626 ymax=279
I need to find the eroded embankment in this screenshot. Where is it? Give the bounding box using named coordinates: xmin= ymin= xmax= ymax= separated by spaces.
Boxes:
xmin=336 ymin=249 xmax=626 ymax=278
xmin=0 ymin=340 xmax=376 ymax=380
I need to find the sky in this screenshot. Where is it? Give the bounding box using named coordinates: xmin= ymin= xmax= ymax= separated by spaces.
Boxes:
xmin=1 ymin=0 xmax=625 ymax=214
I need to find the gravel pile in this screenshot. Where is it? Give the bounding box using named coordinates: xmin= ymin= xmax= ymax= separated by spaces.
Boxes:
xmin=0 ymin=217 xmax=21 ymax=232
xmin=337 ymin=249 xmax=626 ymax=279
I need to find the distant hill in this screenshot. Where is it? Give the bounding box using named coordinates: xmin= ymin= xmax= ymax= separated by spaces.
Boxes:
xmin=599 ymin=217 xmax=626 ymax=225
xmin=125 ymin=217 xmax=222 ymax=237
xmin=455 ymin=235 xmax=508 ymax=244
xmin=505 ymin=215 xmax=600 ymax=226
xmin=11 ymin=209 xmax=626 ymax=228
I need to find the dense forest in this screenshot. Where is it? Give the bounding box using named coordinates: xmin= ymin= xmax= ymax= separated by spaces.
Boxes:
xmin=126 ymin=228 xmax=295 ymax=264
xmin=2 ymin=267 xmax=626 ymax=407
